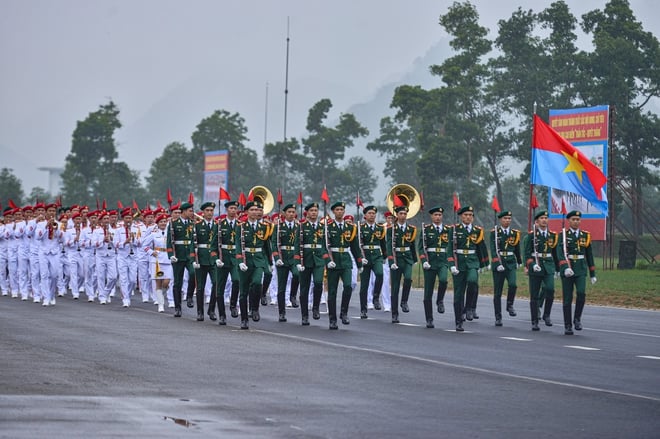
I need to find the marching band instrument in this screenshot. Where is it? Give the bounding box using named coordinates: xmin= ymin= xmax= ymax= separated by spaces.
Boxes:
xmin=155 ymin=259 xmax=164 ymax=278
xmin=248 ymin=185 xmax=274 ymax=215
xmin=386 ymin=184 xmax=421 ymax=219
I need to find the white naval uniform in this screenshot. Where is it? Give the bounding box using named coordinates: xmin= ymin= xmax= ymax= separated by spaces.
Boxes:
xmin=7 ymin=222 xmax=20 ymax=296
xmin=0 ymin=223 xmax=9 ymax=295
xmin=27 ymin=219 xmax=41 ymax=302
xmin=15 ymin=220 xmax=31 ymax=300
xmin=92 ymin=226 xmax=118 ymax=304
xmin=35 ymin=220 xmax=63 ymax=305
xmin=114 ymin=224 xmax=140 ymax=307
xmin=80 ymin=224 xmax=97 ymax=301
xmin=63 ymin=227 xmax=85 ymax=299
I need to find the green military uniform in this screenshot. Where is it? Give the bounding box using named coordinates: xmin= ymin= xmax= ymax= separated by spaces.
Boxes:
xmin=298 ymin=203 xmax=329 ymax=322
xmin=418 ymin=207 xmax=451 ymax=327
xmin=193 ymin=202 xmax=219 ymax=321
xmin=386 ymin=207 xmax=418 ymax=322
xmin=216 ymin=206 xmax=241 ymax=318
xmin=271 ymin=205 xmax=302 ymax=321
xmin=523 ymin=210 xmax=560 ymax=330
xmin=358 ymin=206 xmax=386 ymax=317
xmin=489 ymin=210 xmax=522 ymax=326
xmin=556 ymin=210 xmax=596 ymax=334
xmin=166 ymin=203 xmax=196 ymax=315
xmin=447 ymin=206 xmax=489 ymax=329
xmin=235 ymin=203 xmax=273 ymax=326
xmin=326 ymin=202 xmax=362 ymax=329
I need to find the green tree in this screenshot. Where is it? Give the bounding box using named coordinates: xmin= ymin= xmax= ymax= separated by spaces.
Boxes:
xmin=262 ymin=138 xmax=308 ymax=200
xmin=97 ymin=161 xmax=148 ymax=208
xmin=0 ymin=167 xmax=24 ymax=208
xmin=146 ymin=141 xmax=197 ymax=205
xmin=191 ymin=110 xmax=261 ymax=196
xmin=27 ymin=186 xmax=51 ymax=204
xmin=366 ymin=116 xmax=421 ymax=188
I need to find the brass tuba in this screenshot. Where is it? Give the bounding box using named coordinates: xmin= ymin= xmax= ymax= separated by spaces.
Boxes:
xmin=155 ymin=259 xmax=164 ymax=278
xmin=247 ymin=185 xmax=274 ymax=215
xmin=386 ymin=184 xmax=421 ymax=219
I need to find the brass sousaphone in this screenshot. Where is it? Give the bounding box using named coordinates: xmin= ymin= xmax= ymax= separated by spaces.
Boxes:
xmin=386 ymin=183 xmax=421 ymax=219
xmin=247 ymin=185 xmax=274 ymax=215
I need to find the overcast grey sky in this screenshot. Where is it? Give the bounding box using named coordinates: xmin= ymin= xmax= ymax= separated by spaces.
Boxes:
xmin=1 ymin=0 xmax=657 ymax=195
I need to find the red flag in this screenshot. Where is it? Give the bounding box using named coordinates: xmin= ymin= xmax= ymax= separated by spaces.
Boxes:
xmin=132 ymin=199 xmax=139 ymax=210
xmin=166 ymin=188 xmax=173 ymax=206
xmin=393 ymin=194 xmax=405 ymax=207
xmin=491 ymin=195 xmax=501 ymax=213
xmin=277 ymin=189 xmax=283 ymax=205
xmin=297 ymin=192 xmax=303 ymax=205
xmin=188 ymin=192 xmax=194 ymax=204
xmin=530 ymin=192 xmax=539 ymax=209
xmin=247 ymin=190 xmax=254 ymax=202
xmin=561 ymin=197 xmax=567 ymax=214
xmin=117 ymin=200 xmax=124 ymax=209
xmin=420 ymin=191 xmax=425 ymax=209
xmin=102 ymin=199 xmax=107 ymax=210
xmin=156 ymin=200 xmax=163 ymax=209
xmin=8 ymin=199 xmax=18 ymax=209
xmin=219 ymin=187 xmax=230 ymax=201
xmin=452 ymin=193 xmax=461 ymax=213
xmin=356 ymin=191 xmax=364 ymax=208
xmin=238 ymin=192 xmax=247 ymax=206
xmin=320 ymin=186 xmax=329 ymax=203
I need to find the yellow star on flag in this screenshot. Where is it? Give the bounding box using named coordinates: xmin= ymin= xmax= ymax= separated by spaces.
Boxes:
xmin=561 ymin=150 xmax=585 ymax=183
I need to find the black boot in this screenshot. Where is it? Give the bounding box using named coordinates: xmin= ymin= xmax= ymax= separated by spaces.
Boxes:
xmin=400 ymin=279 xmax=412 ymax=312
xmin=454 ymin=302 xmax=464 ymax=331
xmin=290 ymin=276 xmax=299 ymax=308
xmin=373 ymin=275 xmax=383 ymax=310
xmin=506 ymin=286 xmax=517 ymax=316
xmin=495 ymin=313 xmax=502 ymax=327
xmin=250 ymin=285 xmax=261 ymax=321
xmin=423 ymin=299 xmax=434 ymax=328
xmin=437 ymin=281 xmax=447 ymax=313
xmin=574 ymin=298 xmax=585 ymax=330
xmin=563 ymin=305 xmax=574 ymax=335
xmin=494 ymin=296 xmax=502 ymax=320
xmin=239 ymin=296 xmax=249 ymax=322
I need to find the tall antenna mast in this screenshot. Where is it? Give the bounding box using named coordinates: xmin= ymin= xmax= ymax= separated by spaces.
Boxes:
xmin=264 ymin=82 xmax=269 ymax=149
xmin=284 ymin=16 xmax=290 ymax=142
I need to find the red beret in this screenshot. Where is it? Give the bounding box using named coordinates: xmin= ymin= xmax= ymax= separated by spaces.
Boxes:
xmin=121 ymin=207 xmax=132 ymax=218
xmin=155 ymin=214 xmax=169 ymax=223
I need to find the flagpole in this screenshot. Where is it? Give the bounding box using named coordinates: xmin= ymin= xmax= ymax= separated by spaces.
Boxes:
xmin=528 ymin=102 xmax=538 ymax=231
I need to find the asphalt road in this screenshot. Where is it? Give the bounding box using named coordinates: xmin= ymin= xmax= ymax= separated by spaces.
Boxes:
xmin=1 ymin=288 xmax=659 ymax=438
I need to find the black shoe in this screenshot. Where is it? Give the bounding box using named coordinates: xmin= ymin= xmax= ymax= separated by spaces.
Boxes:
xmin=465 ymin=308 xmax=474 ymax=321
xmin=360 ymin=310 xmax=367 ymax=319
xmin=573 ymin=318 xmax=582 ymax=331
xmin=543 ymin=315 xmax=553 ymax=326
xmin=290 ymin=297 xmax=299 ymax=308
xmin=240 ymin=320 xmax=249 ymax=329
xmin=186 ymin=297 xmax=194 ymax=308
xmin=495 ymin=318 xmax=503 ymax=327
xmin=329 ymin=319 xmax=338 ymax=330
xmin=197 ymin=312 xmax=204 ymax=321
xmin=532 ymin=321 xmax=540 ymax=331
xmin=230 ymin=306 xmax=238 ymax=318
xmin=174 ymin=307 xmax=182 ymax=318
xmin=341 ymin=315 xmax=350 ymax=325
xmin=426 ymin=319 xmax=434 ymax=329
xmin=218 ymin=315 xmax=227 ymax=325
xmin=312 ymin=308 xmax=320 ymax=320
xmin=260 ymin=295 xmax=268 ymax=306
xmin=472 ymin=310 xmax=479 ymax=319
xmin=279 ymin=313 xmax=287 ymax=322
xmin=456 ymin=322 xmax=464 ymax=332
xmin=401 ymin=302 xmax=409 ymax=313
xmin=507 ymin=305 xmax=517 ymax=316
xmin=251 ymin=310 xmax=260 ymax=322
xmin=302 ymin=316 xmax=310 ymax=326
xmin=437 ymin=302 xmax=445 ymax=314
xmin=392 ymin=313 xmax=399 ymax=324
xmin=208 ymin=311 xmax=217 ymax=321
xmin=373 ymin=301 xmax=382 ymax=311
xmin=564 ymin=325 xmax=574 ymax=335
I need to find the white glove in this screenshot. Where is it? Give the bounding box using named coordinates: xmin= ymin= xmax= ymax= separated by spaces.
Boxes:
xmin=362 ymin=258 xmax=368 ymax=266
xmin=554 ymin=271 xmax=560 ymax=279
xmin=496 ymin=264 xmax=505 ymax=272
xmin=193 ymin=262 xmax=200 ymax=269
xmin=591 ymin=277 xmax=597 ymax=285
xmin=327 ymin=261 xmax=336 ymax=269
xmin=485 ymin=264 xmax=491 ymax=271
xmin=532 ymin=264 xmax=542 ymax=273
xmin=296 ymin=264 xmax=304 ymax=272
xmin=450 ymin=266 xmax=460 ymax=275
xmin=275 ymin=259 xmax=284 ymax=267
xmin=239 ymin=262 xmax=248 ymax=272
xmin=564 ymin=268 xmax=574 ymax=277
xmin=390 ymin=263 xmax=398 ymax=271
xmin=170 ymin=256 xmax=178 ymax=263
xmin=215 ymin=259 xmax=224 ymax=268
xmin=422 ymin=261 xmax=431 ymax=270
xmin=358 ymin=266 xmax=364 ymax=274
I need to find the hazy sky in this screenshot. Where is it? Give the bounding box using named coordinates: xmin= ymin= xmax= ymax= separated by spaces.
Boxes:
xmin=1 ymin=0 xmax=657 ymax=196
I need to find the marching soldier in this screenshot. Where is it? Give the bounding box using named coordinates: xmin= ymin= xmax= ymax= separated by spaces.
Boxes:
xmin=216 ymin=201 xmax=241 ymax=322
xmin=114 ymin=207 xmax=140 ymax=308
xmin=271 ymin=203 xmax=302 ymax=323
xmin=143 ymin=213 xmax=173 ymax=313
xmin=193 ymin=201 xmax=221 ymax=322
xmin=489 ymin=210 xmax=522 ymax=326
xmin=35 ymin=203 xmax=64 ymax=306
xmin=447 ymin=206 xmax=489 ymax=331
xmin=386 ymin=205 xmax=418 ymax=324
xmin=418 ymin=206 xmax=451 ymax=328
xmin=92 ymin=211 xmax=117 ymax=305
xmin=235 ymin=200 xmax=273 ymax=329
xmin=358 ymin=205 xmax=386 ymax=319
xmin=557 ymin=210 xmax=596 ymax=335
xmin=298 ymin=202 xmax=329 ymax=325
xmin=325 ymin=201 xmax=363 ymax=329
xmin=523 ymin=210 xmax=559 ymax=331
xmin=166 ymin=202 xmax=196 ymax=318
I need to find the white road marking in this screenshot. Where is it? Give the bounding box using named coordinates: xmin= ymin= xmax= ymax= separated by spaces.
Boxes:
xmin=500 ymin=337 xmax=532 ymax=341
xmin=396 ymin=323 xmax=420 ymax=327
xmin=585 ymin=328 xmax=660 ymax=338
xmin=637 ymin=355 xmax=660 ymax=360
xmin=565 ymin=345 xmax=601 ymax=351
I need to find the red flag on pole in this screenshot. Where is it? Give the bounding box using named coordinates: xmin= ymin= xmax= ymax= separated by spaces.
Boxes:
xmin=219 ymin=187 xmax=230 ymax=201
xmin=117 ymin=200 xmax=124 ymax=209
xmin=452 ymin=193 xmax=461 ymax=213
xmin=188 ymin=192 xmax=194 ymax=204
xmin=530 ymin=192 xmax=539 ymax=209
xmin=561 ymin=197 xmax=567 ymax=214
xmin=320 ymin=186 xmax=329 ymax=203
xmin=8 ymin=199 xmax=18 ymax=209
xmin=277 ymin=189 xmax=283 ymax=205
xmin=238 ymin=192 xmax=247 ymax=206
xmin=491 ymin=195 xmax=501 ymax=213
xmin=356 ymin=191 xmax=364 ymax=208
xmin=102 ymin=199 xmax=107 ymax=210
xmin=297 ymin=192 xmax=303 ymax=205
xmin=247 ymin=190 xmax=254 ymax=202
xmin=132 ymin=199 xmax=139 ymax=210
xmin=156 ymin=200 xmax=163 ymax=209
xmin=393 ymin=194 xmax=405 ymax=207
xmin=166 ymin=188 xmax=173 ymax=206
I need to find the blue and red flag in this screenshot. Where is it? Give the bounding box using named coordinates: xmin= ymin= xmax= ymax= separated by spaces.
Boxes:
xmin=531 ymin=114 xmax=608 ymax=215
